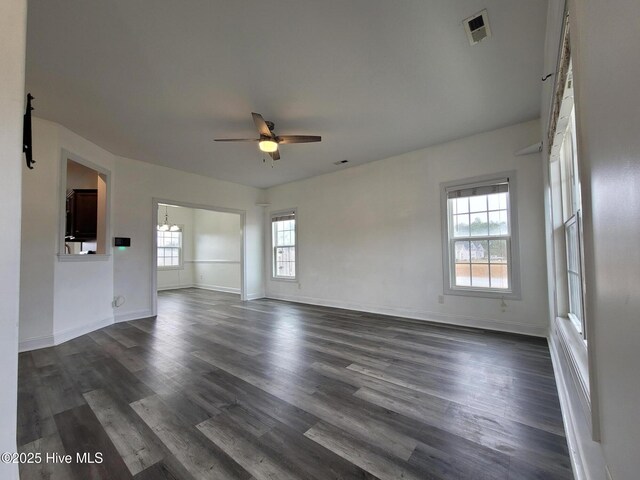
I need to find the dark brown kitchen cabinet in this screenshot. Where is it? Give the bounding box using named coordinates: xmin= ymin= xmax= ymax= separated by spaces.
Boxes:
xmin=66 ymin=189 xmax=97 ymax=241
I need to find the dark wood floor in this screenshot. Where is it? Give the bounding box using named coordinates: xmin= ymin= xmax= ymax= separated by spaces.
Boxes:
xmin=17 ymin=288 xmax=572 ymax=479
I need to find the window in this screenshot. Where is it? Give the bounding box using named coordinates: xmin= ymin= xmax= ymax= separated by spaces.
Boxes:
xmin=272 ymin=211 xmax=296 ymax=279
xmin=157 ymin=229 xmax=182 ymax=268
xmin=565 ymin=213 xmax=584 ymax=334
xmin=441 ymin=173 xmax=520 ymax=298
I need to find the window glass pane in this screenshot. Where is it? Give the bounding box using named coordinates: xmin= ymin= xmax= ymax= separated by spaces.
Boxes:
xmin=490 ymin=265 xmax=509 ymax=289
xmin=471 ymin=264 xmax=490 ymax=287
xmin=469 ymin=195 xmax=487 ymax=213
xmin=454 ymin=263 xmax=471 ymax=286
xmin=158 ymin=257 xmax=165 ymax=267
xmin=488 ymin=210 xmax=508 ymax=236
xmin=498 ymin=192 xmax=508 ymax=210
xmin=453 ymin=214 xmax=470 ymax=237
xmin=446 ymin=181 xmax=512 ymax=293
xmin=272 ymin=215 xmax=296 ymax=278
xmin=454 ymin=241 xmax=471 ymax=263
xmin=470 ymin=240 xmax=488 ymax=263
xmin=469 ymin=212 xmax=488 ymax=236
xmin=456 ymin=197 xmax=469 ymax=214
xmin=489 ymin=239 xmax=508 ymax=263
xmin=487 ymin=193 xmax=501 ymax=211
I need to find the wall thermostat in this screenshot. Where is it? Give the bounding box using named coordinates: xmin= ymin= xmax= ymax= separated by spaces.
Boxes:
xmin=114 ymin=237 xmax=131 ymax=247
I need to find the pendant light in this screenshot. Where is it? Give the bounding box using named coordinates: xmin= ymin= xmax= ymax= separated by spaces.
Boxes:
xmin=157 ymin=205 xmax=172 ymax=231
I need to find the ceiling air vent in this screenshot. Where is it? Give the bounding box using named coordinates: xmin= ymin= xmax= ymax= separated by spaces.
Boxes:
xmin=333 ymin=159 xmax=349 ymax=166
xmin=463 ymin=9 xmax=491 ymax=45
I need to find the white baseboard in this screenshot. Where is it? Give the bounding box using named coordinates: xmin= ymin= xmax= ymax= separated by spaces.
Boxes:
xmin=246 ymin=292 xmax=265 ymax=300
xmin=157 ymin=283 xmax=194 ymax=291
xmin=265 ymin=293 xmax=547 ymax=337
xmin=549 ymin=327 xmax=607 ymax=480
xmin=114 ymin=308 xmax=155 ymax=323
xmin=19 ymin=334 xmax=55 ymax=352
xmin=192 ymin=283 xmax=241 ymax=295
xmin=19 ymin=316 xmax=114 ymax=352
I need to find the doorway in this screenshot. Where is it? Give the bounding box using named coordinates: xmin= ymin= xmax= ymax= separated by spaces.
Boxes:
xmin=151 ymin=199 xmax=246 ymax=316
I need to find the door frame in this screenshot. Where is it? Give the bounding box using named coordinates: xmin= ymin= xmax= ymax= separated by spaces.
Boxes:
xmin=151 ymin=198 xmax=247 ymax=315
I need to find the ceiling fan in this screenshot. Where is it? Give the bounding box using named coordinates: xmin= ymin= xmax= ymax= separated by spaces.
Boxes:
xmin=215 ymin=112 xmax=321 ymax=161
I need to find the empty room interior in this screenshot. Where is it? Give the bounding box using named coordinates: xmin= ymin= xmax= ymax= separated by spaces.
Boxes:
xmin=1 ymin=1 xmax=639 ymax=479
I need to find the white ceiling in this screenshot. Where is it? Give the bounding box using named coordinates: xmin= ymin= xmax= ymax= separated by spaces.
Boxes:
xmin=26 ymin=1 xmax=547 ymax=188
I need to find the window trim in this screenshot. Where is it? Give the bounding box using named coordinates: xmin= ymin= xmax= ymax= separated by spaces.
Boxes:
xmin=440 ymin=171 xmax=521 ymax=300
xmin=270 ymin=208 xmax=297 ymax=281
xmin=157 ymin=227 xmax=184 ymax=271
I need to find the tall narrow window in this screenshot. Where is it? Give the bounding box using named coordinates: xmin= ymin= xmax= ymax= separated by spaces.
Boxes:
xmin=558 ymin=104 xmax=586 ymax=337
xmin=157 ymin=229 xmax=183 ymax=269
xmin=272 ymin=211 xmax=296 ymax=279
xmin=441 ymin=174 xmax=520 ymax=298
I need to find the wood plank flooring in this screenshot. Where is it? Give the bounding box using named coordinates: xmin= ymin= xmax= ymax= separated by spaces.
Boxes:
xmin=17 ymin=288 xmax=573 ymax=479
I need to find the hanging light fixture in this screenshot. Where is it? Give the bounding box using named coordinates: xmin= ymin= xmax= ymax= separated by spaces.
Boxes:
xmin=157 ymin=205 xmax=172 ymax=231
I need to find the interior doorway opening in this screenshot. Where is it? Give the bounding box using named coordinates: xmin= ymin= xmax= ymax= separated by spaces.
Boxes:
xmin=151 ymin=199 xmax=246 ymax=316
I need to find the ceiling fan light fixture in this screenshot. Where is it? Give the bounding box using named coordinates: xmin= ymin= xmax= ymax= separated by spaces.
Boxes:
xmin=259 ymin=140 xmax=278 ymax=153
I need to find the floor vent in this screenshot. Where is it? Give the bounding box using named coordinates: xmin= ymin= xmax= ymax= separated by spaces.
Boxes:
xmin=464 ymin=9 xmax=491 ymax=45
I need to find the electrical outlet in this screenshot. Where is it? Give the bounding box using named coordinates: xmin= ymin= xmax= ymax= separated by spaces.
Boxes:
xmin=112 ymin=296 xmax=125 ymax=308
xmin=438 ymin=295 xmax=444 ymax=304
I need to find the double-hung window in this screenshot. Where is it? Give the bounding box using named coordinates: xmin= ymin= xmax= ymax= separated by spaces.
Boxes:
xmin=442 ymin=173 xmax=520 ymax=298
xmin=157 ymin=229 xmax=183 ymax=269
xmin=271 ymin=210 xmax=296 ymax=279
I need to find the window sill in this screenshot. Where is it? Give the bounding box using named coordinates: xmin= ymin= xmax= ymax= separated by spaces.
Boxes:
xmin=158 ymin=266 xmax=184 ymax=271
xmin=444 ymin=287 xmax=521 ymax=300
xmin=57 ymin=254 xmax=111 ymax=262
xmin=555 ymin=316 xmax=590 ymax=415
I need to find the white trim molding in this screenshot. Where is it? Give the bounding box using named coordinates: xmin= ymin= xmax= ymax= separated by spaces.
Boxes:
xmin=57 ymin=254 xmax=111 ymax=262
xmin=549 ymin=324 xmax=608 ymax=480
xmin=266 ymin=293 xmax=547 ymax=337
xmin=19 ymin=316 xmax=114 ymax=352
xmin=186 ymin=259 xmax=240 ymax=264
xmin=114 ymin=309 xmax=155 ymax=323
xmin=157 ymin=284 xmax=194 ymax=291
xmin=192 ymin=283 xmax=241 ymax=295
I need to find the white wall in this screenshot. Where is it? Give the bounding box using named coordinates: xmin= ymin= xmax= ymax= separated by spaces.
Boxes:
xmin=0 ymin=0 xmax=26 ymax=477
xmin=67 ymin=159 xmax=98 ymax=189
xmin=192 ymin=209 xmax=241 ymax=294
xmin=156 ymin=205 xmax=195 ymax=290
xmin=20 ymin=118 xmax=265 ymax=347
xmin=20 ymin=118 xmax=115 ymax=351
xmin=266 ymin=120 xmax=548 ymax=336
xmin=568 ymin=0 xmax=640 ymax=478
xmin=112 ymin=154 xmax=264 ymax=321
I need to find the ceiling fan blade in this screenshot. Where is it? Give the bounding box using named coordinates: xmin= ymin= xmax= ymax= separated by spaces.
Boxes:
xmin=268 ymin=150 xmax=280 ymax=161
xmin=214 ymin=138 xmax=259 ymax=142
xmin=276 ymin=135 xmax=322 ymax=144
xmin=252 ymin=112 xmax=273 ymax=138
